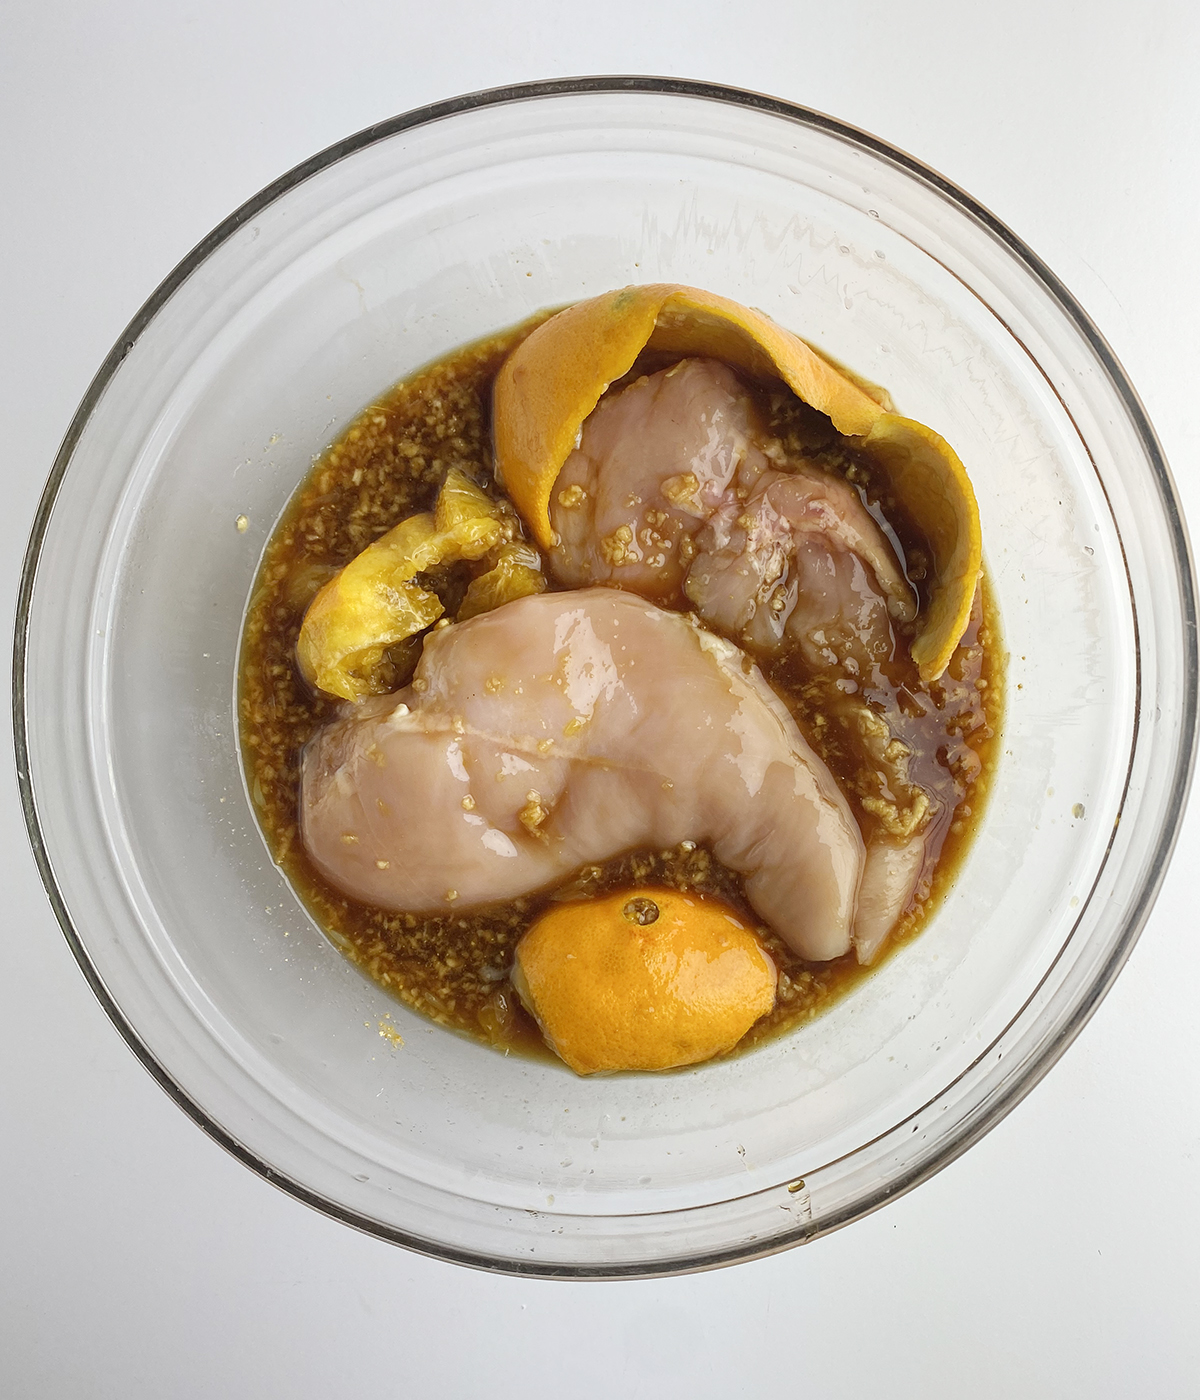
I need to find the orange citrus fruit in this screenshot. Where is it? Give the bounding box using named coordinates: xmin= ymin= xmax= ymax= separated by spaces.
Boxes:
xmin=511 ymin=886 xmax=777 ymax=1075
xmin=493 ymin=284 xmax=981 ymax=681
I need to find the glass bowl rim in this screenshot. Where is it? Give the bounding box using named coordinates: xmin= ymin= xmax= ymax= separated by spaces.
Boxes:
xmin=13 ymin=74 xmax=1199 ymax=1277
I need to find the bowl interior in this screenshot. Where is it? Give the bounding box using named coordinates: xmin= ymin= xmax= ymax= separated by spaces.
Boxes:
xmin=21 ymin=85 xmax=1192 ymax=1274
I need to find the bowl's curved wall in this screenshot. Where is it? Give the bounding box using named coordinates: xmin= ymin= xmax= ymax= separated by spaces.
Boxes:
xmin=17 ymin=80 xmax=1196 ymax=1276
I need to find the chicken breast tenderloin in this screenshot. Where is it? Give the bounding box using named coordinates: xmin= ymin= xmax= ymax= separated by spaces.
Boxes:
xmin=547 ymin=357 xmax=916 ymax=662
xmin=686 ymin=468 xmax=916 ymax=672
xmin=301 ymin=589 xmax=865 ymax=962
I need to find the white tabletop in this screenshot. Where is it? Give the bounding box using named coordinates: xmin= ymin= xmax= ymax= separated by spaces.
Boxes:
xmin=4 ymin=4 xmax=1198 ymax=1395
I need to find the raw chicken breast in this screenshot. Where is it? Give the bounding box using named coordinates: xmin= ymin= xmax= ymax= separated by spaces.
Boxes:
xmin=548 ymin=356 xmax=914 ymax=676
xmin=549 ymin=359 xmax=773 ymax=604
xmin=842 ymin=699 xmax=933 ymax=964
xmin=854 ymin=836 xmax=928 ymax=965
xmin=301 ymin=589 xmax=865 ymax=962
xmin=544 ymin=357 xmax=929 ymax=962
xmin=686 ymin=468 xmax=915 ymax=674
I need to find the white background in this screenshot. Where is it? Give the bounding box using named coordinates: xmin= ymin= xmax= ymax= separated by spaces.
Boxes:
xmin=3 ymin=3 xmax=1198 ymax=1395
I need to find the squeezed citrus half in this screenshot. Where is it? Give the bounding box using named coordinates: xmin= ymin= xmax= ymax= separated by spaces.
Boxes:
xmin=512 ymin=886 xmax=777 ymax=1075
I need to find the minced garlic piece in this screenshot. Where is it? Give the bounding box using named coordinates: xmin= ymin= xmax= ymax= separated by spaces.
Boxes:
xmin=600 ymin=523 xmax=636 ymax=566
xmin=661 ymin=471 xmax=699 ymax=506
xmin=518 ymin=791 xmax=551 ymax=838
xmin=862 ymin=790 xmax=931 ymax=840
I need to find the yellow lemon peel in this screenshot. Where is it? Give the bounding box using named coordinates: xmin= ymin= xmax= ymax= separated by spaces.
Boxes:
xmin=297 ymin=467 xmax=504 ymax=701
xmin=457 ymin=539 xmax=547 ymax=622
xmin=493 ymin=284 xmax=981 ymax=680
xmin=512 ymin=886 xmax=777 ymax=1075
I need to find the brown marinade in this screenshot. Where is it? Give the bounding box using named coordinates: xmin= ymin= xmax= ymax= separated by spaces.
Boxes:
xmin=239 ymin=318 xmax=1003 ymax=1064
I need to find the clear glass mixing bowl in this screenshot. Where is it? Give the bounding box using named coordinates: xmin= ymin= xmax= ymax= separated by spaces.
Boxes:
xmin=15 ymin=78 xmax=1197 ymax=1277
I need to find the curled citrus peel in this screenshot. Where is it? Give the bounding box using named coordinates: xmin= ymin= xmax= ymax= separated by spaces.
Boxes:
xmin=297 ymin=467 xmax=544 ymax=701
xmin=511 ymin=886 xmax=777 ymax=1075
xmin=493 ymin=284 xmax=981 ymax=681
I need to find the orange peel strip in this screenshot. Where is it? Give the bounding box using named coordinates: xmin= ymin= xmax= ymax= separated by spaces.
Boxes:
xmin=494 ymin=283 xmax=981 ymax=680
xmin=512 ymin=886 xmax=776 ymax=1074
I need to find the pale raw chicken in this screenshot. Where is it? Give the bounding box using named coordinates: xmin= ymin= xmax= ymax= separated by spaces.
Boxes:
xmin=854 ymin=837 xmax=928 ymax=965
xmin=686 ymin=469 xmax=916 ymax=674
xmin=549 ymin=359 xmax=773 ymax=604
xmin=301 ymin=588 xmax=865 ymax=962
xmin=543 ymin=357 xmax=929 ymax=962
xmin=549 ymin=356 xmax=915 ymax=672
